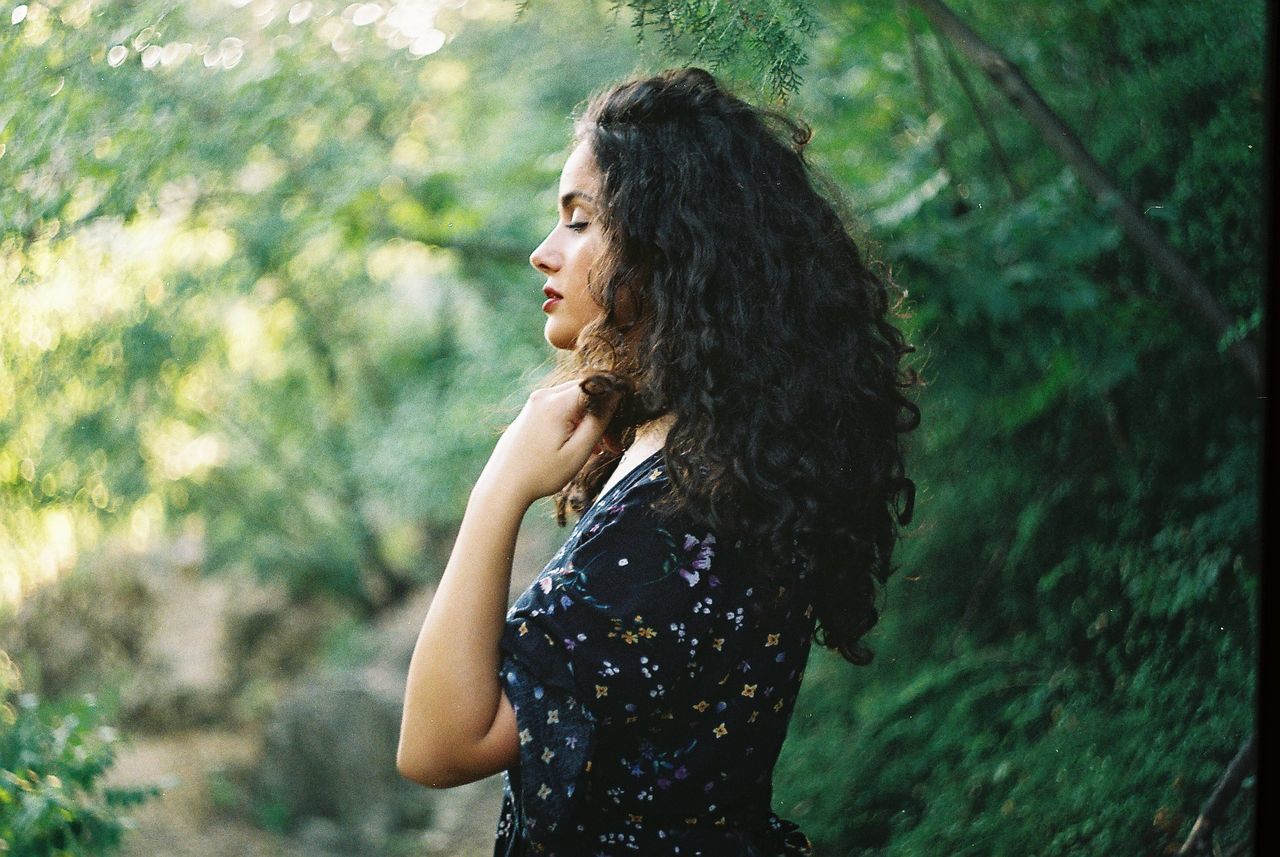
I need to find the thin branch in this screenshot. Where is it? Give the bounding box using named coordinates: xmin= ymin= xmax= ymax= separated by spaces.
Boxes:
xmin=1221 ymin=838 xmax=1254 ymax=857
xmin=937 ymin=37 xmax=1024 ymax=199
xmin=949 ymin=480 xmax=1056 ymax=655
xmin=907 ymin=0 xmax=1262 ymax=389
xmin=1177 ymin=734 xmax=1257 ymax=856
xmin=898 ymin=0 xmax=970 ymax=214
xmin=949 ymin=538 xmax=1007 ymax=655
xmin=289 ymin=288 xmax=418 ymax=613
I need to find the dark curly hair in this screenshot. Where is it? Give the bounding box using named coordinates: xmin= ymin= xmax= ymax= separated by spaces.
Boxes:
xmin=543 ymin=67 xmax=922 ymax=667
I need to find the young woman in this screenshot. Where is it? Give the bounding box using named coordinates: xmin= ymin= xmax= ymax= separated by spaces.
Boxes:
xmin=398 ymin=67 xmax=921 ymax=856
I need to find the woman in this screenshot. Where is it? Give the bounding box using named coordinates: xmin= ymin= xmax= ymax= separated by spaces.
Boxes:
xmin=398 ymin=67 xmax=921 ymax=855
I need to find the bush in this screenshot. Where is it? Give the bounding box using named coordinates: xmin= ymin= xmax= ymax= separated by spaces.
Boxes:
xmin=0 ymin=651 xmax=158 ymax=856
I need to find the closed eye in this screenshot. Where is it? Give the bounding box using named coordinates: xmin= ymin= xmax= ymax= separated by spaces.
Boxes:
xmin=566 ymin=221 xmax=589 ymax=232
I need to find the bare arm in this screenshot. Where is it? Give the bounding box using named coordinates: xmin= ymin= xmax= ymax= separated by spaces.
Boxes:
xmin=395 ymin=479 xmax=526 ymax=787
xmin=396 ymin=379 xmax=618 ymax=788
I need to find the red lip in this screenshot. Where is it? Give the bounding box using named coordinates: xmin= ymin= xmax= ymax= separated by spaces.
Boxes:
xmin=543 ymin=285 xmax=563 ymax=299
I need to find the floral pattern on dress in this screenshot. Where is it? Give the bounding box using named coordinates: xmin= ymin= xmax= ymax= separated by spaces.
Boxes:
xmin=495 ymin=449 xmax=817 ymax=856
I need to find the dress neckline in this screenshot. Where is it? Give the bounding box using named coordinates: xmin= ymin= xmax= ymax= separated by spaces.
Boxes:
xmin=588 ymin=447 xmax=664 ymax=514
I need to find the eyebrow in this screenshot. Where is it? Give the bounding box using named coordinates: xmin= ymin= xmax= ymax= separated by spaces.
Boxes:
xmin=559 ymin=190 xmax=596 ymax=210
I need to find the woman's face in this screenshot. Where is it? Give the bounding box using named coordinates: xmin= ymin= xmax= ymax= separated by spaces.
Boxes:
xmin=530 ymin=140 xmax=605 ymax=351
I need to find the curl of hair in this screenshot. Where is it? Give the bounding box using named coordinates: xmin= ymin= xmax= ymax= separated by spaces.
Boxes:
xmin=544 ymin=68 xmax=923 ymax=667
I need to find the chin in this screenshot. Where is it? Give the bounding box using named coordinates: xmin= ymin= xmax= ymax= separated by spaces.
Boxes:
xmin=544 ymin=322 xmax=579 ymax=351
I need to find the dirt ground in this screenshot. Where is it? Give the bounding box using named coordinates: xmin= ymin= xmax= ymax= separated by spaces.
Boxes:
xmin=105 ymin=728 xmax=315 ymax=857
xmin=96 ymin=513 xmax=561 ymax=856
xmin=105 ymin=719 xmax=507 ymax=857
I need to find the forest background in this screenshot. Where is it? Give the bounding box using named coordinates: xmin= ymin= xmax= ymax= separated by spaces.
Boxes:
xmin=0 ymin=0 xmax=1265 ymax=855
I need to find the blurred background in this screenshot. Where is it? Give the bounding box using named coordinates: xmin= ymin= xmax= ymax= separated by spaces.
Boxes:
xmin=0 ymin=0 xmax=1263 ymax=855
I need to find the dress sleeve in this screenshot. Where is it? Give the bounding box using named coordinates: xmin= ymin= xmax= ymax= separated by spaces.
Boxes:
xmin=497 ymin=481 xmax=729 ymax=841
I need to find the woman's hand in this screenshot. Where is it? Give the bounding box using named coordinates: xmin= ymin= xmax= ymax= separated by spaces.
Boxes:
xmin=476 ymin=379 xmax=620 ymax=507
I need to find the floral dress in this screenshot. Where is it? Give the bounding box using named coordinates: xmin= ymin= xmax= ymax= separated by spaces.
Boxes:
xmin=494 ymin=449 xmax=817 ymax=856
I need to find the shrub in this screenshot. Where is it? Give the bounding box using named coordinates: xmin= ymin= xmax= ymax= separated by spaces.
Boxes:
xmin=0 ymin=652 xmax=158 ymax=857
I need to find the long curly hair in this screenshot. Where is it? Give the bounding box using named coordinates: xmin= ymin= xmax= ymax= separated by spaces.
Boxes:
xmin=543 ymin=67 xmax=922 ymax=667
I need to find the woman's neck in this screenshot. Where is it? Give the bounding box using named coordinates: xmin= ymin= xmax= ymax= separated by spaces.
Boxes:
xmin=599 ymin=414 xmax=675 ymax=499
xmin=630 ymin=412 xmax=675 ymax=454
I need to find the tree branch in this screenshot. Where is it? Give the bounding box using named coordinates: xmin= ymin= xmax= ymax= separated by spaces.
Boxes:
xmin=898 ymin=0 xmax=970 ymax=214
xmin=949 ymin=537 xmax=1007 ymax=656
xmin=937 ymin=37 xmax=1024 ymax=199
xmin=907 ymin=0 xmax=1262 ymax=389
xmin=1177 ymin=733 xmax=1257 ymax=856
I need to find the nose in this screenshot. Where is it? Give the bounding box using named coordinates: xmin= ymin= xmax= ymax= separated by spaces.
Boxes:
xmin=530 ymin=231 xmax=559 ymax=275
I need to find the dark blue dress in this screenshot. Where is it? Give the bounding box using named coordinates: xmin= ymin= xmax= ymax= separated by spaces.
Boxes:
xmin=494 ymin=449 xmax=817 ymax=856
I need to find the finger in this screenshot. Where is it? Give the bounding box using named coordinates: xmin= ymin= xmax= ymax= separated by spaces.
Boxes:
xmin=559 ymin=379 xmax=613 ymax=417
xmin=528 ymin=379 xmax=579 ymax=404
xmin=562 ymin=395 xmax=618 ymax=459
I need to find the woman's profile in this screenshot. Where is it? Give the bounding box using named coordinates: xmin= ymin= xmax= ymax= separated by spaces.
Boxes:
xmin=397 ymin=66 xmax=921 ymax=856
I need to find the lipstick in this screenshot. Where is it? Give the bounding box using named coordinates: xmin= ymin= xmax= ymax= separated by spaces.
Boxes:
xmin=542 ymin=285 xmax=562 ymax=313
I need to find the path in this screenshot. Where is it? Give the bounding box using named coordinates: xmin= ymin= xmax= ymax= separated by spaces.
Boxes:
xmin=105 ymin=728 xmax=313 ymax=857
xmin=100 ymin=510 xmax=561 ymax=856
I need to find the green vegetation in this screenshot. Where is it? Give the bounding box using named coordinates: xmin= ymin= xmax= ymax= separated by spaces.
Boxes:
xmin=767 ymin=3 xmax=1261 ymax=854
xmin=1 ymin=653 xmax=158 ymax=855
xmin=1 ymin=0 xmax=1260 ymax=854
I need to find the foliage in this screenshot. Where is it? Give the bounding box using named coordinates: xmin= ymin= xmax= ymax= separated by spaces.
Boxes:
xmin=620 ymin=0 xmax=814 ymax=99
xmin=1 ymin=0 xmax=638 ymax=613
xmin=1 ymin=0 xmax=1261 ymax=854
xmin=515 ymin=0 xmax=815 ymax=100
xmin=0 ymin=651 xmax=158 ymax=856
xmin=765 ymin=1 xmax=1260 ymax=854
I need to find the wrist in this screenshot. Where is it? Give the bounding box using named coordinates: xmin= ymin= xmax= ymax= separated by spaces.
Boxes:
xmin=470 ymin=472 xmax=535 ymax=515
